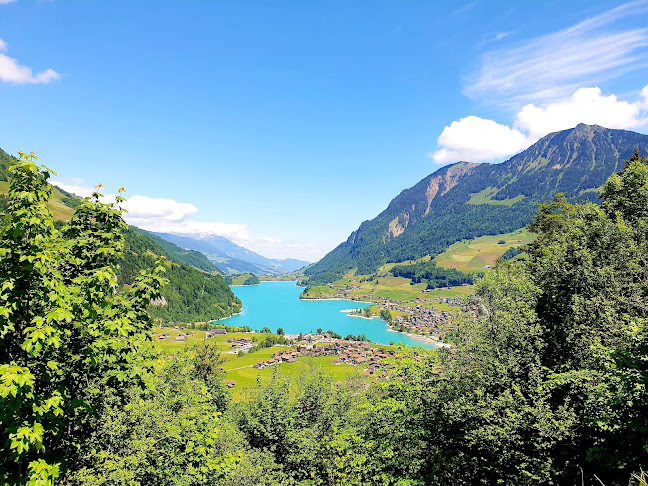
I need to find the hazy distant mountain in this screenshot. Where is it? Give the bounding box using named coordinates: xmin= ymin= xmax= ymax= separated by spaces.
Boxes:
xmin=153 ymin=232 xmax=310 ymax=275
xmin=305 ymin=124 xmax=648 ymax=283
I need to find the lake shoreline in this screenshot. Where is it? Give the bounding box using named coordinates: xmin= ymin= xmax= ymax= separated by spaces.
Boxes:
xmin=223 ymin=281 xmax=435 ymax=349
xmin=211 ymin=311 xmax=242 ymax=323
xmin=386 ymin=328 xmax=448 ymax=348
xmin=302 ymin=296 xmax=373 ymax=304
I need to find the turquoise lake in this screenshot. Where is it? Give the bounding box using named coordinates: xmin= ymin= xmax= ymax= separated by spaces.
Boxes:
xmin=215 ymin=281 xmax=433 ymax=349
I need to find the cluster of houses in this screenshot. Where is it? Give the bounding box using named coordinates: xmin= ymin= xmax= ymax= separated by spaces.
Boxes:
xmin=226 ymin=337 xmax=254 ymax=353
xmin=252 ymin=349 xmax=298 ymax=369
xmin=382 ymin=300 xmax=451 ymax=338
xmin=248 ymin=339 xmax=397 ymax=376
xmin=205 ymin=328 xmax=228 ymax=338
xmin=152 ymin=330 xmax=197 ymax=342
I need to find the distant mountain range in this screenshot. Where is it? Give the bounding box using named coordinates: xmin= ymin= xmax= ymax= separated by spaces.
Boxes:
xmin=153 ymin=232 xmax=310 ymax=275
xmin=1 ymin=140 xmax=311 ymax=277
xmin=305 ymin=124 xmax=648 ymax=283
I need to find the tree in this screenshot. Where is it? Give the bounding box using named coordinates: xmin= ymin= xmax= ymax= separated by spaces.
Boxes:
xmin=0 ymin=153 xmax=166 ymax=485
xmin=68 ymin=348 xmax=283 ymax=486
xmin=276 ymin=327 xmax=285 ymax=336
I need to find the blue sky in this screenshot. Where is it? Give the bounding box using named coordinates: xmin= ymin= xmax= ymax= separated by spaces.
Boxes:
xmin=1 ymin=0 xmax=647 ymax=260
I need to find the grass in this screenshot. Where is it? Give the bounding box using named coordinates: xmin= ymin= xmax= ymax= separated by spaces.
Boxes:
xmin=303 ymin=229 xmax=536 ymax=310
xmin=0 ymin=181 xmax=75 ymax=221
xmin=434 ymin=228 xmax=535 ymax=272
xmin=221 ymin=346 xmax=284 ymax=369
xmin=224 ymin=355 xmax=365 ymax=400
xmin=467 ymin=186 xmax=525 ymax=206
xmin=303 ymin=275 xmax=430 ymax=303
xmin=228 ymin=274 xmax=257 ymax=285
xmin=152 ymin=325 xmax=432 ymax=401
xmin=150 ymin=327 xmax=360 ymax=400
xmin=152 ymin=327 xmax=268 ymax=353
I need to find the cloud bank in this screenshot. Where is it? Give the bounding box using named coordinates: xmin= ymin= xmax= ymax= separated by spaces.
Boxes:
xmin=0 ymin=37 xmax=60 ymax=84
xmin=430 ymin=86 xmax=648 ymax=164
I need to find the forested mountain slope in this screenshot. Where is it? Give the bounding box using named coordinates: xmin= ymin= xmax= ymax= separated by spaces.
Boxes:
xmin=306 ymin=124 xmax=648 ymax=282
xmin=119 ymin=228 xmax=241 ymax=322
xmin=0 ymin=146 xmax=240 ymax=322
xmin=131 ymin=227 xmax=220 ymax=274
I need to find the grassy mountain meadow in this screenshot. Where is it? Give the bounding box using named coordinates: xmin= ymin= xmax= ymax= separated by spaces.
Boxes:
xmin=305 ymin=124 xmax=648 ymax=283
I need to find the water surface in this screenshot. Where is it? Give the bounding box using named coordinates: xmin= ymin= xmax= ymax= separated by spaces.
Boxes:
xmin=214 ymin=281 xmax=433 ymax=349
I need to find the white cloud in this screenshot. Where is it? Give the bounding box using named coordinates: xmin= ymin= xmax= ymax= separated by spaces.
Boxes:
xmin=236 ymin=237 xmax=320 ymax=261
xmin=123 ymin=197 xmax=322 ymax=260
xmin=516 ymin=86 xmax=648 ymax=140
xmin=129 ymin=218 xmax=251 ymax=241
xmin=465 ymin=1 xmax=648 ymax=106
xmin=115 ymin=195 xmax=249 ymax=240
xmin=51 ymin=180 xmax=96 ymax=198
xmin=0 ymin=37 xmax=60 ymax=84
xmin=0 ymin=0 xmax=17 ymax=4
xmin=430 ymin=85 xmax=648 ymax=164
xmin=50 ymin=181 xmax=319 ymax=260
xmin=122 ymin=195 xmax=198 ymax=222
xmin=429 ymin=115 xmax=531 ymax=164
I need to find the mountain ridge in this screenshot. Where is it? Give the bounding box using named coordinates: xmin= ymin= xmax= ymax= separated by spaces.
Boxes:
xmin=153 ymin=232 xmax=310 ymax=275
xmin=305 ymin=124 xmax=648 ymax=283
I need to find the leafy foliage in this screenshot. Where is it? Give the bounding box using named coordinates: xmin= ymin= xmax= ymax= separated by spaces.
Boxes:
xmin=5 ymin=147 xmax=648 ymax=486
xmin=499 ymin=246 xmax=522 ymax=261
xmin=67 ymin=346 xmax=282 ymax=486
xmin=0 ymin=153 xmax=165 ymax=485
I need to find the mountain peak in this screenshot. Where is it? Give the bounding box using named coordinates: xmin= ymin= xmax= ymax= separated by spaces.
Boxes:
xmin=306 ymin=125 xmax=648 ymax=282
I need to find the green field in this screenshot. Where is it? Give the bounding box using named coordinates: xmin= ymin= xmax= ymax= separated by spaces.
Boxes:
xmin=434 ymin=228 xmax=535 ymax=272
xmin=258 ymin=272 xmax=302 ymax=282
xmin=223 ymin=352 xmax=364 ymax=400
xmin=302 ymin=230 xmax=536 ymax=310
xmin=151 ymin=325 xmax=421 ymax=400
xmin=227 ymin=273 xmax=259 ymax=286
xmin=467 ymin=186 xmax=526 ymax=206
xmin=152 ymin=327 xmax=264 ymax=353
xmin=302 ymin=274 xmax=429 ymax=302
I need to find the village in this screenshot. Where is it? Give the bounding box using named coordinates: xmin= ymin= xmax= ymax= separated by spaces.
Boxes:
xmin=248 ymin=338 xmax=398 ymax=378
xmin=308 ymin=280 xmax=472 ymax=342
xmin=382 ymin=296 xmax=466 ymax=339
